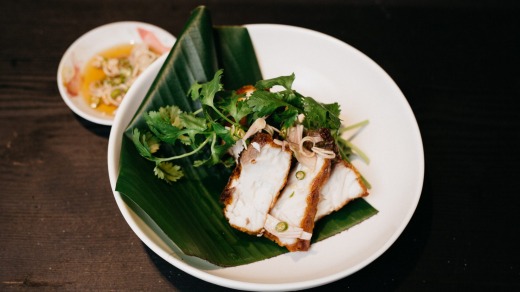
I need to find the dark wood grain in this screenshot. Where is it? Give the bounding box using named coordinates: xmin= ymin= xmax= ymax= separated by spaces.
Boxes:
xmin=1 ymin=0 xmax=520 ymax=291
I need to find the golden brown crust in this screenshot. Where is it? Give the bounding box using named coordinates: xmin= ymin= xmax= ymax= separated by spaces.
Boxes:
xmin=264 ymin=129 xmax=335 ymax=251
xmin=235 ymin=84 xmax=256 ymax=96
xmin=221 ymin=133 xmax=273 ymax=206
xmin=286 ymin=158 xmax=331 ymax=252
xmin=220 ymin=163 xmax=240 ymax=206
xmin=263 ymin=159 xmax=331 ymax=251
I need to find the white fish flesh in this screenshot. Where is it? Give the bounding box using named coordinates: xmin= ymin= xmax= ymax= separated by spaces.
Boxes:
xmin=221 ymin=133 xmax=292 ymax=235
xmin=264 ymin=154 xmax=331 ymax=251
xmin=315 ymin=160 xmax=369 ymax=221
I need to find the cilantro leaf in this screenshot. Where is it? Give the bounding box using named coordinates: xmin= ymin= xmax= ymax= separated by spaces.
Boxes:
xmin=145 ymin=106 xmax=190 ymax=144
xmin=154 ymin=162 xmax=184 ymax=183
xmin=212 ymin=122 xmax=236 ymax=146
xmin=247 ymin=90 xmax=298 ymax=117
xmin=302 ymin=97 xmax=342 ymax=130
xmin=234 ymin=99 xmax=252 ymax=122
xmin=144 ymin=132 xmax=160 ymax=154
xmin=188 ymin=69 xmax=224 ymax=109
xmin=323 ymin=102 xmax=341 ymax=119
xmin=188 ymin=69 xmax=236 ymax=125
xmin=131 ymin=128 xmax=153 ymax=159
xmin=179 ymin=112 xmax=208 ymax=144
xmin=218 ymin=92 xmax=251 ymax=123
xmin=160 ymin=105 xmax=183 ymax=128
xmin=281 ymin=90 xmax=304 ymax=109
xmin=273 ymin=107 xmax=300 ymax=129
xmin=255 ymin=73 xmax=295 ymax=90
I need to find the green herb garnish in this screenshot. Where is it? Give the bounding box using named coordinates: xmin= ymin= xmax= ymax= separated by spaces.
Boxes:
xmin=132 ymin=70 xmax=368 ymax=184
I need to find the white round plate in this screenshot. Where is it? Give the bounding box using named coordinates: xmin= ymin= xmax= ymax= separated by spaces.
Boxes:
xmin=57 ymin=21 xmax=175 ymax=125
xmin=108 ymin=24 xmax=424 ymax=290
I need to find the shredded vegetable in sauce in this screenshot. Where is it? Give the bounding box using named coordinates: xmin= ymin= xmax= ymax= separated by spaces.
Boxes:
xmin=81 ymin=43 xmax=160 ymax=115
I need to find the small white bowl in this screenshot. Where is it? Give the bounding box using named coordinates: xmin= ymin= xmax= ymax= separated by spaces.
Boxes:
xmin=57 ymin=21 xmax=175 ymax=125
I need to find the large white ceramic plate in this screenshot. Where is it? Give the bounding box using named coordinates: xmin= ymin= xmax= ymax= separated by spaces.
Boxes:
xmin=57 ymin=21 xmax=175 ymax=125
xmin=108 ymin=24 xmax=424 ymax=291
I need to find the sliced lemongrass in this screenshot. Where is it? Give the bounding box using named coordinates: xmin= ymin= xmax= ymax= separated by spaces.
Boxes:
xmin=311 ymin=147 xmax=336 ymax=159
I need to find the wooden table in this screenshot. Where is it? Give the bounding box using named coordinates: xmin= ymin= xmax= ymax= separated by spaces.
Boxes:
xmin=2 ymin=1 xmax=519 ymax=290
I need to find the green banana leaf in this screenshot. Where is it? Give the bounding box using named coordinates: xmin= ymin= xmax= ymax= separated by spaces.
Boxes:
xmin=115 ymin=6 xmax=378 ymax=267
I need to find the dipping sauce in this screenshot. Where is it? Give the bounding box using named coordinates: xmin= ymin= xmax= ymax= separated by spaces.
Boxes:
xmin=80 ymin=43 xmax=160 ymax=115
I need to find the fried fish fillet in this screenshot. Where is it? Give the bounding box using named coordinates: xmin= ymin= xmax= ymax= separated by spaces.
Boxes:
xmin=221 ymin=133 xmax=292 ymax=235
xmin=264 ymin=129 xmax=334 ymax=252
xmin=315 ymin=160 xmax=369 ymax=221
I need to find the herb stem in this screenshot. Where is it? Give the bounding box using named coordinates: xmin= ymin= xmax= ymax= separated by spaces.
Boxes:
xmin=343 ymin=140 xmax=370 ymax=164
xmin=211 ymin=105 xmax=236 ymax=126
xmin=340 ymin=120 xmax=369 ymax=133
xmin=154 ymin=136 xmax=212 ymax=163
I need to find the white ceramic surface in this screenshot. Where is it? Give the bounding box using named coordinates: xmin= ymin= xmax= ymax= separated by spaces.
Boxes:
xmin=107 ymin=24 xmax=424 ymax=291
xmin=57 ymin=21 xmax=175 ymax=125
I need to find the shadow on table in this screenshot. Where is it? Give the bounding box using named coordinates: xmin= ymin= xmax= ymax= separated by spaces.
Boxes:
xmin=143 ymin=246 xmax=230 ymax=291
xmin=74 ymin=114 xmax=111 ymax=138
xmin=143 ymin=170 xmax=433 ymax=291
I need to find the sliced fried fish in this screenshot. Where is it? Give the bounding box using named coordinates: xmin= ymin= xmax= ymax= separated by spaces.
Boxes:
xmin=264 ymin=156 xmax=331 ymax=251
xmin=221 ymin=133 xmax=292 ymax=235
xmin=264 ymin=128 xmax=335 ymax=251
xmin=315 ymin=160 xmax=369 ymax=221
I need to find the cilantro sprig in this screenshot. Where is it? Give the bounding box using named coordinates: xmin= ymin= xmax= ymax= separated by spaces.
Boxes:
xmin=246 ymin=73 xmax=341 ymax=131
xmin=132 ymin=70 xmax=245 ymax=183
xmin=131 ymin=69 xmax=367 ymax=184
